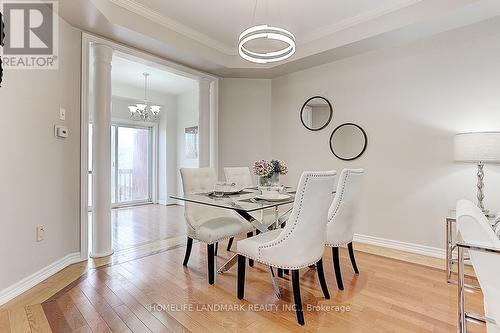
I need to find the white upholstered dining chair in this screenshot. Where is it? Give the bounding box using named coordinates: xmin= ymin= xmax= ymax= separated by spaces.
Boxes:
xmin=325 ymin=168 xmax=364 ymax=290
xmin=236 ymin=170 xmax=336 ymax=325
xmin=456 ymin=199 xmax=500 ymax=333
xmin=224 ymin=167 xmax=254 ymax=188
xmin=180 ymin=168 xmax=254 ymax=284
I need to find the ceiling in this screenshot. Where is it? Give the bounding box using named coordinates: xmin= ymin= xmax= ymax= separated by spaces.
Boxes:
xmin=111 ymin=55 xmax=198 ymax=95
xmin=134 ymin=0 xmax=413 ymax=53
xmin=59 ymin=0 xmax=500 ymax=77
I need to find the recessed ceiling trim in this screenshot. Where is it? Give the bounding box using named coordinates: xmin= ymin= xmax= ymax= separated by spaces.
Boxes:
xmin=301 ymin=0 xmax=423 ymax=44
xmin=109 ymin=0 xmax=236 ymax=55
xmin=108 ymin=0 xmax=423 ymax=55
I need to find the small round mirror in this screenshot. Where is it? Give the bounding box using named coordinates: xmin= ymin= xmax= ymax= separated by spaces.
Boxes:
xmin=300 ymin=96 xmax=333 ymax=131
xmin=330 ymin=123 xmax=367 ymax=161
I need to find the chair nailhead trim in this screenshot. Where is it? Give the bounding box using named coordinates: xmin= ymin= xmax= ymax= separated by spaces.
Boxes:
xmin=191 ymin=231 xmax=253 ymax=245
xmin=237 ymin=252 xmax=322 ymax=270
xmin=325 ymin=240 xmax=353 ymax=247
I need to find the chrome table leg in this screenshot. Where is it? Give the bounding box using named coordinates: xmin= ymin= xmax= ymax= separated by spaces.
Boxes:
xmin=218 ymin=253 xmax=238 ymax=273
xmin=446 ymin=216 xmax=456 ymax=283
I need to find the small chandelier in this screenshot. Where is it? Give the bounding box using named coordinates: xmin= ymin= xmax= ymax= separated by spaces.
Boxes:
xmin=238 ymin=24 xmax=296 ymax=64
xmin=128 ymin=73 xmax=160 ymax=121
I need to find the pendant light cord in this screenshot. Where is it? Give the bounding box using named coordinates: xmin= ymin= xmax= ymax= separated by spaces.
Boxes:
xmin=252 ymin=0 xmax=258 ymax=25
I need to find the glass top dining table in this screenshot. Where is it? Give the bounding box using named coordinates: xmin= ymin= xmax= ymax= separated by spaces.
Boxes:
xmin=170 ymin=188 xmax=296 ymax=214
xmin=171 ymin=187 xmax=296 ymax=298
xmin=170 ymin=186 xmax=335 ymax=298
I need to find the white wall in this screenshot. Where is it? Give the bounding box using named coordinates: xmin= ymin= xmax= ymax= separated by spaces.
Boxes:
xmin=271 ymin=22 xmax=500 ymax=249
xmin=218 ymin=78 xmax=272 ymax=179
xmin=0 ymin=18 xmax=82 ymax=292
xmin=218 ymin=20 xmax=500 ymax=250
xmin=176 ymin=90 xmax=199 ymax=195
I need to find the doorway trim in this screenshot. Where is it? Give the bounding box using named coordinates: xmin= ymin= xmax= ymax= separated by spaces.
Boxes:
xmin=80 ymin=32 xmax=219 ymax=260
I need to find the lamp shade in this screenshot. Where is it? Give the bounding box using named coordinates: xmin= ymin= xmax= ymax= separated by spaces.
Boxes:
xmin=454 ymin=132 xmax=500 ymax=163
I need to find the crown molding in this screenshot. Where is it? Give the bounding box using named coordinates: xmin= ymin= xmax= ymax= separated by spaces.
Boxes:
xmin=300 ymin=0 xmax=423 ymax=44
xmin=108 ymin=0 xmax=236 ymax=55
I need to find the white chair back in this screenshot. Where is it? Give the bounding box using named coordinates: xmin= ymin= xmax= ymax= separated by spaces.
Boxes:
xmin=259 ymin=170 xmax=336 ymax=268
xmin=180 ymin=168 xmax=235 ymax=232
xmin=326 ymin=169 xmax=364 ymax=246
xmin=456 ymin=199 xmax=500 ymax=328
xmin=224 ymin=167 xmax=254 ymax=188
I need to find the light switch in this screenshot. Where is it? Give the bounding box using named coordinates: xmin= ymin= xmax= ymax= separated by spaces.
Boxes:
xmin=37 ymin=225 xmax=45 ymax=242
xmin=59 ymin=108 xmax=66 ymax=120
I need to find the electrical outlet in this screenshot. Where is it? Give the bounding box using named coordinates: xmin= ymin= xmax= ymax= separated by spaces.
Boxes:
xmin=59 ymin=108 xmax=66 ymax=121
xmin=37 ymin=225 xmax=45 ymax=242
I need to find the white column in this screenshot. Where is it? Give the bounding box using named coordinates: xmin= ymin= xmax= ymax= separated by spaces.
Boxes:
xmin=91 ymin=44 xmax=114 ymax=258
xmin=198 ymin=78 xmax=211 ymax=168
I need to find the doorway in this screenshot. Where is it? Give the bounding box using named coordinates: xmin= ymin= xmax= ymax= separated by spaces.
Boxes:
xmin=81 ymin=34 xmax=218 ymax=259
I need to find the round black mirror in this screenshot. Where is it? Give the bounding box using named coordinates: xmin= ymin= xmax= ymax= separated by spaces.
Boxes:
xmin=330 ymin=123 xmax=367 ymax=161
xmin=300 ymin=96 xmax=333 ymax=131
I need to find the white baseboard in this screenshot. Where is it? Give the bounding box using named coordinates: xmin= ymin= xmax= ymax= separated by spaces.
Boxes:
xmin=0 ymin=252 xmax=83 ymax=306
xmin=353 ymin=234 xmax=445 ymax=259
xmin=157 ymin=199 xmax=168 ymax=205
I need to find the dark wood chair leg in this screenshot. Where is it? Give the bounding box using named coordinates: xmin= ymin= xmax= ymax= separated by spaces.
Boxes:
xmin=332 ymin=247 xmax=344 ymax=290
xmin=348 ymin=242 xmax=359 ymax=274
xmin=207 ymin=244 xmax=215 ymax=285
xmin=215 ymin=242 xmax=218 ymax=256
xmin=227 ymin=237 xmax=234 ymax=251
xmin=316 ymin=258 xmax=330 ymax=299
xmin=278 ymin=268 xmax=283 ymax=278
xmin=246 ymin=232 xmax=254 ymax=267
xmin=183 ymin=237 xmax=193 ymax=266
xmin=237 ymin=255 xmax=246 ymax=299
xmin=291 ymin=270 xmax=305 ymax=325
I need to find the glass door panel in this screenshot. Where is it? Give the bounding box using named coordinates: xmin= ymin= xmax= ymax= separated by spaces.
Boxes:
xmin=116 ymin=126 xmax=151 ymax=203
xmin=88 ymin=124 xmax=152 ymax=208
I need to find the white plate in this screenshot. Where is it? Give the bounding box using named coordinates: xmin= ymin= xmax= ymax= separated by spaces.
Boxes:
xmin=255 ymin=194 xmax=291 ymax=202
xmin=222 ymin=189 xmax=243 ymax=194
xmin=212 ymin=188 xmax=244 ymax=195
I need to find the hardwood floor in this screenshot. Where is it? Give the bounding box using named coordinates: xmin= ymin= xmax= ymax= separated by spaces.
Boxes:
xmin=2 ymin=242 xmax=486 ymax=332
xmin=0 ymin=205 xmax=486 ymax=332
xmin=97 ymin=204 xmax=186 ymax=252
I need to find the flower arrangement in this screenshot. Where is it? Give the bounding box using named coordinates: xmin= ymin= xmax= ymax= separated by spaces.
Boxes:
xmin=270 ymin=159 xmax=288 ymax=176
xmin=253 ymin=159 xmax=273 ymax=177
xmin=253 ymin=159 xmax=288 ymax=177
